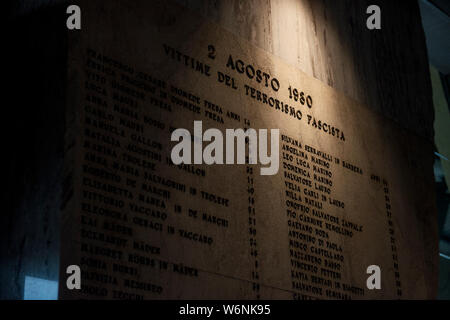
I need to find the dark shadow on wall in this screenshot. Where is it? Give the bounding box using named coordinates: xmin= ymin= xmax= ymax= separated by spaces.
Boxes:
xmin=1 ymin=3 xmax=68 ymax=299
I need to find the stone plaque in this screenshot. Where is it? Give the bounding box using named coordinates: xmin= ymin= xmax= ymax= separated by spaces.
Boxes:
xmin=59 ymin=0 xmax=437 ymax=299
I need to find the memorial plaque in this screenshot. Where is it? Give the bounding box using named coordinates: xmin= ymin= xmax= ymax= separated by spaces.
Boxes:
xmin=59 ymin=0 xmax=437 ymax=299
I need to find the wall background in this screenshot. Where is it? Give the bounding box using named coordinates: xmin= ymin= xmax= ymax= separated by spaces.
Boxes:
xmin=3 ymin=0 xmax=437 ymax=299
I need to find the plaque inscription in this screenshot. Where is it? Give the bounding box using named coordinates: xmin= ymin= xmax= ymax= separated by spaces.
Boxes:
xmin=60 ymin=0 xmax=436 ymax=299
